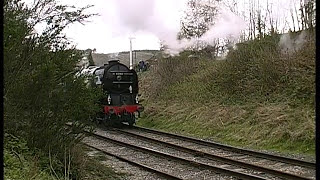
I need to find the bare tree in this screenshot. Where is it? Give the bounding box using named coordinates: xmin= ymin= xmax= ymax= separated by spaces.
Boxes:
xmin=256 ymin=8 xmax=265 ymax=39
xmin=266 ymin=1 xmax=277 ymax=35
xmin=304 ymin=0 xmax=315 ymax=30
xmin=290 ymin=7 xmax=296 ymax=32
xmin=180 ymin=0 xmax=218 ymax=39
xmin=294 ymin=1 xmax=301 ymax=31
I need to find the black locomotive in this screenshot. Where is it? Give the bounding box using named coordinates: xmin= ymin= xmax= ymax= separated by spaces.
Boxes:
xmin=93 ymin=60 xmax=144 ymax=126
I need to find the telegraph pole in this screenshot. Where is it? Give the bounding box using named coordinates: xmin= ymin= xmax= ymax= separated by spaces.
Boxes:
xmin=129 ymin=37 xmax=135 ymax=70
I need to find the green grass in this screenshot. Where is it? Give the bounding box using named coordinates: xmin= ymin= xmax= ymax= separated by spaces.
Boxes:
xmin=4 ymin=134 xmax=56 ymax=180
xmin=137 ymin=31 xmax=315 ymax=158
xmin=137 ymin=102 xmax=315 ymax=156
xmin=4 ymin=133 xmax=127 ymax=180
xmin=4 ymin=151 xmax=55 ymax=180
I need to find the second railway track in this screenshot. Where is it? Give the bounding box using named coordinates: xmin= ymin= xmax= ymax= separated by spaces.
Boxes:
xmin=81 ymin=125 xmax=315 ymax=180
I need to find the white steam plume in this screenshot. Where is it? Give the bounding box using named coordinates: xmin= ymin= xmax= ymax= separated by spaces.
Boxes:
xmin=279 ymin=31 xmax=307 ymax=55
xmin=108 ymin=0 xmax=245 ymax=56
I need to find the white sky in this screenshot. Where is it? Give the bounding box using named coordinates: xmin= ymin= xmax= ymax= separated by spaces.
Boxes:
xmin=23 ymin=0 xmax=301 ymax=54
xmin=62 ymin=1 xmax=161 ymax=53
xmin=60 ymin=0 xmax=186 ymax=53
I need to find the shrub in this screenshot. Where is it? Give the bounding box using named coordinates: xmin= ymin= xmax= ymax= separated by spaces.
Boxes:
xmin=4 ymin=0 xmax=100 ymax=178
xmin=211 ymin=32 xmax=315 ymax=104
xmin=146 ymin=51 xmax=202 ymax=98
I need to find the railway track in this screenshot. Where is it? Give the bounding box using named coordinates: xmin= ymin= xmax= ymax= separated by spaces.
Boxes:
xmin=130 ymin=126 xmax=315 ymax=169
xmin=84 ymin=142 xmax=182 ymax=180
xmin=81 ymin=125 xmax=315 ymax=180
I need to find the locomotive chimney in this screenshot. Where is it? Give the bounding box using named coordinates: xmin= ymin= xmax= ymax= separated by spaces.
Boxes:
xmin=108 ymin=60 xmax=119 ymax=65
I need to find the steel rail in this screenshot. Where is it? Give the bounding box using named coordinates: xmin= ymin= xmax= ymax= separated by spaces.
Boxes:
xmin=66 ymin=123 xmax=182 ymax=179
xmin=116 ymin=128 xmax=312 ymax=180
xmin=84 ymin=142 xmax=182 ymax=180
xmin=89 ymin=130 xmax=268 ymax=180
xmin=132 ymin=126 xmax=315 ymax=169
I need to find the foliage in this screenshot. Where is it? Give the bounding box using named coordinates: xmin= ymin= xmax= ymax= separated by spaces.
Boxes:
xmin=4 ymin=133 xmax=56 ymax=180
xmin=213 ymin=35 xmax=283 ymax=103
xmin=4 ymin=0 xmax=102 ymax=178
xmin=177 ymin=0 xmax=219 ymax=52
xmin=143 ymin=51 xmax=201 ymax=98
xmin=179 ymin=0 xmax=218 ymax=39
xmin=139 ymin=31 xmax=315 ymax=155
xmin=214 ymin=31 xmax=315 ymax=105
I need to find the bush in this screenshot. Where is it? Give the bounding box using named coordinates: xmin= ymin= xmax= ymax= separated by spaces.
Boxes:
xmin=4 ymin=133 xmax=56 ymax=180
xmin=146 ymin=51 xmax=202 ymax=98
xmin=210 ymin=32 xmax=315 ymax=104
xmin=138 ymin=31 xmax=315 ymax=155
xmin=4 ymin=0 xmax=100 ymax=178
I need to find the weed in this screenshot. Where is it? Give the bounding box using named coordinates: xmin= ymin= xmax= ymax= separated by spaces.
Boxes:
xmin=138 ymin=31 xmax=315 ymax=156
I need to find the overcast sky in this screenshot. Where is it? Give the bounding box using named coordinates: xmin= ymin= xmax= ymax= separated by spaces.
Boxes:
xmin=24 ymin=0 xmax=301 ymax=54
xmin=61 ymin=0 xmax=186 ymax=54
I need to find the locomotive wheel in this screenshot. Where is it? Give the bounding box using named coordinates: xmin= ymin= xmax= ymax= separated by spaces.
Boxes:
xmin=128 ymin=121 xmax=134 ymax=127
xmin=127 ymin=114 xmax=135 ymax=127
xmin=103 ymin=119 xmax=112 ymax=127
xmin=102 ymin=114 xmax=112 ymax=127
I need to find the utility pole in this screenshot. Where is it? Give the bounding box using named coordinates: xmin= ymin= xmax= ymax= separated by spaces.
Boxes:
xmin=129 ymin=37 xmax=135 ymax=70
xmin=135 ymin=51 xmax=137 ymax=65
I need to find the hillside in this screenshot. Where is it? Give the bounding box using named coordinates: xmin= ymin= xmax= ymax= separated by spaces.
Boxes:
xmin=137 ymin=30 xmax=315 ymax=157
xmin=92 ymin=50 xmax=160 ymax=67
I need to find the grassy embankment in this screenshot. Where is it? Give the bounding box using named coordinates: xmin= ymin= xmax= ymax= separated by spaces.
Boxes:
xmin=137 ymin=31 xmax=315 ymax=156
xmin=4 ymin=133 xmax=126 ymax=180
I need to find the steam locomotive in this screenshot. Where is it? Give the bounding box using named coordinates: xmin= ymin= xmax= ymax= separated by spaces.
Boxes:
xmin=91 ymin=60 xmax=144 ymax=126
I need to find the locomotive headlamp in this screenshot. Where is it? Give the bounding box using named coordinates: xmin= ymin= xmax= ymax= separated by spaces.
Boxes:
xmin=107 ymin=95 xmax=111 ymax=104
xmin=135 ymin=94 xmax=139 ymax=103
xmin=95 ymin=76 xmax=102 ymax=85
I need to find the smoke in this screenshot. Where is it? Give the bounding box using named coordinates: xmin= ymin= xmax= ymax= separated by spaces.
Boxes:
xmin=108 ymin=0 xmax=245 ymax=56
xmin=109 ymin=52 xmax=119 ymax=59
xmin=200 ymin=8 xmax=245 ymax=42
xmin=111 ymin=0 xmax=157 ymax=32
xmin=279 ymin=31 xmax=307 ymax=55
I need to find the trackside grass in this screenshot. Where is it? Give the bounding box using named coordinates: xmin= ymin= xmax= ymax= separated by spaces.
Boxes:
xmin=137 ymin=31 xmax=315 ymax=157
xmin=4 ymin=133 xmax=126 ymax=180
